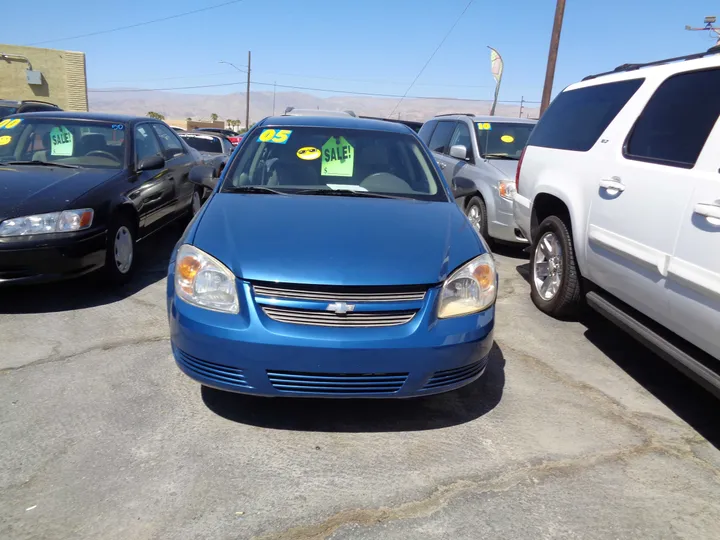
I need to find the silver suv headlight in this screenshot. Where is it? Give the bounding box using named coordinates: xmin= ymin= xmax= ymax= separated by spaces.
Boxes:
xmin=175 ymin=244 xmax=239 ymax=314
xmin=0 ymin=209 xmax=94 ymax=237
xmin=438 ymin=254 xmax=497 ymax=318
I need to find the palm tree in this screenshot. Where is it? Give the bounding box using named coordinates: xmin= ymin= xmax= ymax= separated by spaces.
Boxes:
xmin=147 ymin=111 xmax=165 ymax=120
xmin=210 ymin=113 xmax=218 ymax=122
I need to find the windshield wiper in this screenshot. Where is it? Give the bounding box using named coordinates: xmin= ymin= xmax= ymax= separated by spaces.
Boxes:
xmin=223 ymin=185 xmax=288 ymax=195
xmin=2 ymin=160 xmax=79 ymax=169
xmin=482 ymin=154 xmax=519 ymax=161
xmin=295 ymin=188 xmax=403 ymax=199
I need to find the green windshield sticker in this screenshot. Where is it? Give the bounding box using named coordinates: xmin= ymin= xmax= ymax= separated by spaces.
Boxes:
xmin=321 ymin=136 xmax=354 ymax=177
xmin=50 ymin=126 xmax=74 ymax=156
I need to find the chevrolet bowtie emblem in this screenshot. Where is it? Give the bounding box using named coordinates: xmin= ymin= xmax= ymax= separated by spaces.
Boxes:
xmin=327 ymin=302 xmax=355 ymax=315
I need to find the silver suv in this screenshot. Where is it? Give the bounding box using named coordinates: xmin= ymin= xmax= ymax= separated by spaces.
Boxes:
xmin=418 ymin=113 xmax=536 ymax=244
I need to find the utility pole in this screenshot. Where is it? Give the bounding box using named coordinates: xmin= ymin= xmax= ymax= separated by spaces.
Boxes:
xmin=519 ymin=96 xmax=524 ymax=118
xmin=685 ymin=16 xmax=720 ymax=46
xmin=272 ymin=81 xmax=276 ymax=116
xmin=245 ymin=50 xmax=251 ymax=130
xmin=540 ymin=0 xmax=566 ymax=116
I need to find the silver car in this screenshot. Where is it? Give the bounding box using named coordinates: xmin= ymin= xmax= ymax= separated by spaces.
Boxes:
xmin=418 ymin=114 xmax=536 ymax=244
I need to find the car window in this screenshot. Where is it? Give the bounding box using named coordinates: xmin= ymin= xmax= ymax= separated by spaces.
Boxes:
xmin=624 ymin=68 xmax=720 ymax=168
xmin=428 ymin=121 xmax=456 ymax=154
xmin=448 ymin=122 xmax=474 ymax=161
xmin=224 ymin=126 xmax=448 ymax=201
xmin=475 ymin=122 xmax=535 ymax=159
xmin=528 ymin=78 xmax=644 ymax=152
xmin=222 ymin=139 xmax=234 ymax=153
xmin=417 ymin=119 xmax=438 ymax=145
xmin=135 ymin=124 xmax=163 ymax=162
xmin=180 ymin=134 xmax=223 ymax=153
xmin=152 ymin=124 xmax=185 ymax=159
xmin=0 ymin=118 xmax=127 ymax=169
xmin=0 ymin=105 xmax=18 ymax=118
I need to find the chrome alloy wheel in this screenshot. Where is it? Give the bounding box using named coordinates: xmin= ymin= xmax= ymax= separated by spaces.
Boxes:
xmin=533 ymin=231 xmax=563 ymax=300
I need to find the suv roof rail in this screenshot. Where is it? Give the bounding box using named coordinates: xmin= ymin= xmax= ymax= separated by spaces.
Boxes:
xmin=582 ymin=46 xmax=720 ymax=81
xmin=434 ymin=112 xmax=475 ymax=118
xmin=20 ymin=99 xmax=58 ymax=105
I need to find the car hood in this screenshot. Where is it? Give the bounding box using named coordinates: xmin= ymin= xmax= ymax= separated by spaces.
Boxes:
xmin=193 ymin=193 xmax=485 ymax=286
xmin=0 ymin=165 xmax=121 ymax=220
xmin=486 ymin=158 xmax=519 ymax=179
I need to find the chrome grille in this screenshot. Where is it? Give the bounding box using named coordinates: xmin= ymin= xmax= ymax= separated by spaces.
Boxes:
xmin=253 ymin=284 xmax=426 ymax=302
xmin=267 ymin=370 xmax=408 ymax=394
xmin=262 ymin=306 xmax=416 ymax=327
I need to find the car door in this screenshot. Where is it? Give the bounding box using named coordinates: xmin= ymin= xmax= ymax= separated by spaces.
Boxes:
xmin=443 ymin=121 xmax=476 ymax=189
xmin=426 ymin=120 xmax=457 ymax=185
xmin=660 ymin=68 xmax=720 ymax=360
xmin=131 ymin=123 xmax=176 ymax=235
xmin=585 ymin=73 xmax=698 ymax=329
xmin=151 ymin=123 xmax=196 ymax=214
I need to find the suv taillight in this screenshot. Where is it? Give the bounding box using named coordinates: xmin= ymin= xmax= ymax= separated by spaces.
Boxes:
xmin=515 ymin=147 xmax=526 ymax=193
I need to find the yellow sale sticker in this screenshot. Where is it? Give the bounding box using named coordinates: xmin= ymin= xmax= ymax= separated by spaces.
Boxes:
xmin=0 ymin=135 xmax=11 ymax=146
xmin=500 ymin=135 xmax=515 ymax=143
xmin=297 ymin=146 xmax=321 ymax=160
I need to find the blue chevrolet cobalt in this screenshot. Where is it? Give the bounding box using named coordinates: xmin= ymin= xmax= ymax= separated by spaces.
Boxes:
xmin=167 ymin=115 xmax=496 ymax=397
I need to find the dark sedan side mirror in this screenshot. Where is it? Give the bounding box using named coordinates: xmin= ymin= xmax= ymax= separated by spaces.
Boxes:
xmin=189 ymin=165 xmax=219 ymax=190
xmin=452 ymin=176 xmax=477 ymax=199
xmin=137 ymin=155 xmax=165 ymax=172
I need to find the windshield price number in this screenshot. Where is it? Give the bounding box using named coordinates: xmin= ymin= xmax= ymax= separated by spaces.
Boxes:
xmin=257 ymin=129 xmax=292 ymax=144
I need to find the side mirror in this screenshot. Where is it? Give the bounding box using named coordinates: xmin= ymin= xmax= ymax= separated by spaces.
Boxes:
xmin=452 ymin=176 xmax=476 ymax=199
xmin=137 ymin=154 xmax=165 ymax=172
xmin=449 ymin=144 xmax=468 ymax=160
xmin=189 ymin=165 xmax=219 ymax=190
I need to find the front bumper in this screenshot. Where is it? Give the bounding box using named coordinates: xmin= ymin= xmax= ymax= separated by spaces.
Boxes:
xmin=168 ymin=280 xmax=495 ymax=398
xmin=488 ymin=195 xmax=529 ymax=244
xmin=0 ymin=230 xmax=106 ymax=286
xmin=512 ymin=193 xmax=532 ymax=243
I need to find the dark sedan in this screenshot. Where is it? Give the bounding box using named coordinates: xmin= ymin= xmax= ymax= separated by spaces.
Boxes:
xmin=0 ymin=112 xmax=203 ymax=286
xmin=178 ymin=132 xmax=233 ymax=176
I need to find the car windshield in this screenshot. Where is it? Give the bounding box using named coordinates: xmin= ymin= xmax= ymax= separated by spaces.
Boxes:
xmin=181 ymin=134 xmax=223 ymax=153
xmin=0 ymin=117 xmax=126 ymax=169
xmin=475 ymin=121 xmax=535 ymax=159
xmin=222 ymin=126 xmax=447 ymax=201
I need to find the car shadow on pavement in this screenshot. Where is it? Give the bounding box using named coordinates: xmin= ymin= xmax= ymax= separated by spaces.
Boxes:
xmin=581 ymin=312 xmax=720 ymax=449
xmin=492 ymin=242 xmax=529 ymax=261
xmin=0 ymin=224 xmax=182 ymax=314
xmin=201 ymin=342 xmax=506 ymax=432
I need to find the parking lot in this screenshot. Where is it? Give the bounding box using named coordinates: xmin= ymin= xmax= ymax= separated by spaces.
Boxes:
xmin=1 ymin=225 xmax=719 ymax=540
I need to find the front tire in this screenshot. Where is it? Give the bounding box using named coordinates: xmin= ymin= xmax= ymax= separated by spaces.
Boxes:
xmin=530 ymin=215 xmax=581 ymax=318
xmin=465 ymin=196 xmax=490 ymax=242
xmin=104 ymin=214 xmax=136 ymax=285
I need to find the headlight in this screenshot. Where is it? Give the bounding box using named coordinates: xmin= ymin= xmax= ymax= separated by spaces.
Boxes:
xmin=498 ymin=180 xmax=516 ymax=200
xmin=175 ymin=244 xmax=239 ymax=314
xmin=438 ymin=254 xmax=497 ymax=318
xmin=0 ymin=209 xmax=94 ymax=237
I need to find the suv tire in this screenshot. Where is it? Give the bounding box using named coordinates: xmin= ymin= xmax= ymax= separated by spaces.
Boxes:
xmin=466 ymin=196 xmax=490 ymax=242
xmin=530 ymin=215 xmax=582 ymax=318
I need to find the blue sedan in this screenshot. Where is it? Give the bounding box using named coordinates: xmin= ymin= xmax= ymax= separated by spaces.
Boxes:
xmin=167 ymin=115 xmax=496 ymax=398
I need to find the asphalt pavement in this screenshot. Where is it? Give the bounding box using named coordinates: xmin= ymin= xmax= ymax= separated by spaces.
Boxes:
xmin=1 ymin=226 xmax=719 ymax=540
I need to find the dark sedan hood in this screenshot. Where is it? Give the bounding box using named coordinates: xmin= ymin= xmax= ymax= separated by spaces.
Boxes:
xmin=0 ymin=165 xmax=120 ymax=220
xmin=192 ymin=193 xmax=485 ymax=286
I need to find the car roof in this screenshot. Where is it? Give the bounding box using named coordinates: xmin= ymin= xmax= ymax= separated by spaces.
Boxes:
xmin=433 ymin=114 xmax=536 ymax=125
xmin=181 ymin=131 xmax=224 ymax=139
xmin=0 ymin=99 xmax=21 ymax=106
xmin=260 ymin=115 xmax=412 ymax=133
xmin=9 ymin=111 xmax=147 ymax=123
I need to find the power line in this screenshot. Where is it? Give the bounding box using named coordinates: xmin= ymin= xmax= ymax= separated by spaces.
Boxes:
xmin=29 ymin=0 xmax=246 ymax=46
xmin=388 ymin=0 xmax=475 ymax=117
xmin=88 ymin=79 xmax=540 ymax=104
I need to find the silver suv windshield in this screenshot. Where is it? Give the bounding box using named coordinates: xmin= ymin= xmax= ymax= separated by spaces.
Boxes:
xmin=475 ymin=121 xmax=535 ymax=160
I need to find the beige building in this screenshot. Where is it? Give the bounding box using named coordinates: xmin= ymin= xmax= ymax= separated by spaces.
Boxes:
xmin=166 ymin=119 xmax=227 ymax=131
xmin=0 ymin=44 xmax=88 ymax=111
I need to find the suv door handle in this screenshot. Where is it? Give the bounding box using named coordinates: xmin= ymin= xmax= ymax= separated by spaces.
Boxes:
xmin=599 ymin=178 xmax=625 ymax=192
xmin=694 ymin=201 xmax=720 ymax=220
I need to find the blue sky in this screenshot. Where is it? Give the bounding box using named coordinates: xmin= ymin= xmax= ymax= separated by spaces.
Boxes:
xmin=3 ymin=0 xmax=719 ymax=105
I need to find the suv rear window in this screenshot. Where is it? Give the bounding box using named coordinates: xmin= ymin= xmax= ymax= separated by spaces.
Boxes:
xmin=528 ymin=78 xmax=644 ymax=152
xmin=624 ymin=68 xmax=720 ymax=168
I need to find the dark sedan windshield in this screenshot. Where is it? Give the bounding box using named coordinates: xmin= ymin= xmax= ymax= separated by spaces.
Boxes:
xmin=180 ymin=134 xmax=223 ymax=153
xmin=223 ymin=126 xmax=447 ymax=201
xmin=475 ymin=122 xmax=535 ymax=159
xmin=0 ymin=118 xmax=126 ymax=169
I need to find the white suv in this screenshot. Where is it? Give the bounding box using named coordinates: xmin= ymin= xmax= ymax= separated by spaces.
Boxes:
xmin=514 ymin=48 xmax=720 ymax=396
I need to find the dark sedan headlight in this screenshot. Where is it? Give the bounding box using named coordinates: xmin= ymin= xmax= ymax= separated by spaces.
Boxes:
xmin=0 ymin=209 xmax=94 ymax=237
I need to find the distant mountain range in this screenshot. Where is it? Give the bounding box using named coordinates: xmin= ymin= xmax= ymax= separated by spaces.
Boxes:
xmin=88 ymin=89 xmax=539 ymax=126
